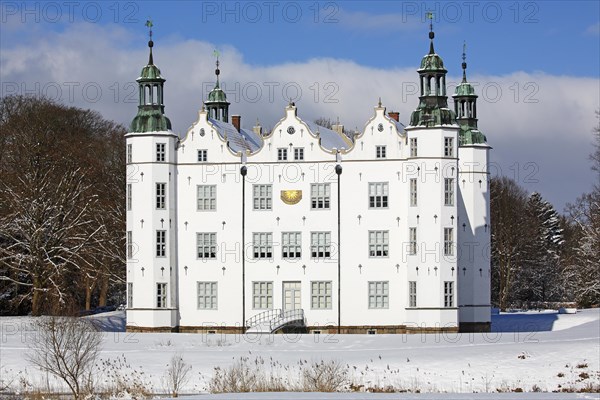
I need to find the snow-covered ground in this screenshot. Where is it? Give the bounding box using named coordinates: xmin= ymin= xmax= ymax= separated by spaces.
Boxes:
xmin=1 ymin=309 xmax=599 ymax=398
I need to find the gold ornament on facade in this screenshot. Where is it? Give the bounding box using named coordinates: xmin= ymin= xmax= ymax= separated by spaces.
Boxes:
xmin=280 ymin=190 xmax=302 ymax=205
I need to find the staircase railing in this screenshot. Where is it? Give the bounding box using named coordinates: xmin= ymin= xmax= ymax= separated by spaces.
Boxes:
xmin=245 ymin=308 xmax=305 ymax=332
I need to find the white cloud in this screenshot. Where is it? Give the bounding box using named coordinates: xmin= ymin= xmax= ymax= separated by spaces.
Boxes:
xmin=1 ymin=24 xmax=598 ymax=210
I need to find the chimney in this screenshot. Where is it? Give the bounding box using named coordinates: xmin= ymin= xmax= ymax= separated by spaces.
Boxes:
xmin=232 ymin=115 xmax=241 ymax=132
xmin=253 ymin=119 xmax=262 ymax=136
xmin=331 ymin=124 xmax=344 ymax=135
xmin=388 ymin=111 xmax=400 ymax=122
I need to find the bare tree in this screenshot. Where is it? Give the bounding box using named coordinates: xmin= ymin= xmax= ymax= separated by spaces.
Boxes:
xmin=162 ymin=353 xmax=192 ymax=397
xmin=26 ymin=316 xmax=103 ymax=399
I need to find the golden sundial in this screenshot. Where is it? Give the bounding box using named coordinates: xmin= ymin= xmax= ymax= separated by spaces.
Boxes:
xmin=280 ymin=190 xmax=302 ymax=205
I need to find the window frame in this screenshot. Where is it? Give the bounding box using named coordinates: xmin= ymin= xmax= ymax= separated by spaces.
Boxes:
xmin=368 ymin=230 xmax=389 ymax=258
xmin=444 ymin=227 xmax=454 ymax=256
xmin=252 ymin=184 xmax=273 ymax=211
xmin=197 ymin=232 xmax=217 ymax=259
xmin=197 ymin=149 xmax=208 ymax=162
xmin=127 ymin=144 xmax=132 ymax=163
xmin=282 ymin=232 xmax=302 ymax=259
xmin=156 ymin=182 xmax=166 ymax=210
xmin=444 ymin=178 xmax=454 ymax=206
xmin=409 ymin=227 xmax=417 ymax=255
xmin=156 ymin=143 xmax=166 ymax=162
xmin=376 ymin=145 xmax=387 ymax=159
xmin=368 ymin=182 xmax=389 ymax=209
xmin=277 ymin=148 xmax=288 ymax=161
xmin=410 ymin=178 xmax=417 ymax=207
xmin=310 ymin=231 xmax=332 ymax=259
xmin=156 ymin=230 xmax=166 ymax=257
xmin=444 ymin=281 xmax=454 ymax=307
xmin=197 ymin=184 xmax=217 ymax=211
xmin=311 ymin=281 xmax=332 ymax=310
xmin=156 ymin=282 xmax=167 ymax=308
xmin=197 ymin=281 xmax=218 ymax=310
xmin=310 ymin=183 xmax=331 ymax=210
xmin=127 ymin=231 xmax=133 ymax=259
xmin=252 ymin=281 xmax=273 ymax=310
xmin=409 ymin=281 xmax=417 ymax=307
xmin=127 ymin=282 xmax=133 ymax=308
xmin=410 ymin=138 xmax=418 ymax=157
xmin=368 ymin=281 xmax=389 ymax=309
xmin=294 ymin=147 xmax=304 ymax=161
xmin=253 ymin=232 xmax=273 ymax=259
xmin=444 ymin=137 xmax=454 ymax=157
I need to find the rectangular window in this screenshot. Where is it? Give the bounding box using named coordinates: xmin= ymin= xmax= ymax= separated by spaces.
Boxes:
xmin=444 ymin=228 xmax=454 ymax=256
xmin=127 ymin=282 xmax=133 ymax=308
xmin=409 ymin=227 xmax=417 ymax=255
xmin=376 ymin=145 xmax=387 ymax=159
xmin=368 ymin=281 xmax=389 ymax=309
xmin=444 ymin=281 xmax=454 ymax=307
xmin=156 ymin=143 xmax=166 ymax=162
xmin=369 ymin=230 xmax=389 ymax=257
xmin=253 ymin=184 xmax=272 ymax=210
xmin=311 ymin=232 xmax=331 ymax=259
xmin=198 ymin=282 xmax=218 ymax=310
xmin=282 ymin=232 xmax=302 ymax=259
xmin=253 ymin=233 xmax=273 ymax=259
xmin=409 ymin=281 xmax=417 ymax=307
xmin=277 ymin=148 xmax=288 ymax=161
xmin=157 ymin=283 xmax=167 ymax=308
xmin=252 ymin=281 xmax=273 ymax=309
xmin=410 ymin=138 xmax=418 ymax=157
xmin=444 ymin=137 xmax=454 ymax=157
xmin=369 ymin=182 xmax=389 ymax=208
xmin=197 ymin=149 xmax=208 ymax=162
xmin=127 ymin=231 xmax=133 ymax=259
xmin=444 ymin=178 xmax=454 ymax=206
xmin=410 ymin=178 xmax=417 ymax=207
xmin=197 ymin=185 xmax=216 ymax=211
xmin=156 ymin=230 xmax=166 ymax=257
xmin=197 ymin=233 xmax=217 ymax=259
xmin=311 ymin=281 xmax=332 ymax=309
xmin=294 ymin=148 xmax=304 ymax=160
xmin=126 ymin=184 xmax=132 ymax=211
xmin=156 ymin=183 xmax=166 ymax=209
xmin=310 ymin=183 xmax=330 ymax=210
xmin=127 ymin=144 xmax=132 ymax=163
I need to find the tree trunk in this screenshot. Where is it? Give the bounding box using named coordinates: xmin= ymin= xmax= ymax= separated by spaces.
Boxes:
xmin=32 ymin=276 xmax=41 ymax=316
xmin=85 ymin=279 xmax=92 ymax=311
xmin=98 ymin=274 xmax=109 ymax=307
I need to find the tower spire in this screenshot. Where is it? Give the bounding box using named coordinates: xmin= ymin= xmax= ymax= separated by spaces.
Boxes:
xmin=145 ymin=19 xmax=154 ymax=65
xmin=427 ymin=11 xmax=435 ymax=54
xmin=213 ymin=49 xmax=221 ymax=88
xmin=462 ymin=41 xmax=467 ymax=83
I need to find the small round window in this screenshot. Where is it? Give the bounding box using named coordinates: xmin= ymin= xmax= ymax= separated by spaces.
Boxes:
xmin=377 ymin=123 xmax=384 ymax=132
xmin=287 ymin=126 xmax=295 ymax=135
xmin=200 ymin=128 xmax=205 ymax=137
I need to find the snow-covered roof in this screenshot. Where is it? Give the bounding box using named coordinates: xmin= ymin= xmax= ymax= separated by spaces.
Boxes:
xmin=208 ymin=118 xmax=262 ymax=153
xmin=304 ymin=121 xmax=350 ymax=151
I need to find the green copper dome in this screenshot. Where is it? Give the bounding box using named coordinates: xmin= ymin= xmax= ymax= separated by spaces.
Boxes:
xmin=455 ymin=82 xmax=476 ymax=96
xmin=207 ymin=85 xmax=227 ymax=102
xmin=139 ymin=64 xmax=163 ymax=81
xmin=419 ymin=53 xmax=446 ymax=72
xmin=459 ymin=125 xmax=487 ymax=145
xmin=130 ymin=108 xmax=172 ymax=132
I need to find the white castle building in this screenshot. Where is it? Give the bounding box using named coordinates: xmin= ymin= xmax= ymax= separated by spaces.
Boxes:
xmin=125 ymin=28 xmax=491 ymax=334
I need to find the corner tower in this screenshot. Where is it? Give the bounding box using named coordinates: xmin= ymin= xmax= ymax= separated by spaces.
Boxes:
xmin=453 ymin=45 xmax=492 ymax=332
xmin=126 ymin=25 xmax=179 ymax=332
xmin=404 ymin=18 xmax=460 ymax=329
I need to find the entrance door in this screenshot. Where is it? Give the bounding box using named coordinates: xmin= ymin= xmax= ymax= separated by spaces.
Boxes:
xmin=283 ymin=282 xmax=301 ymax=311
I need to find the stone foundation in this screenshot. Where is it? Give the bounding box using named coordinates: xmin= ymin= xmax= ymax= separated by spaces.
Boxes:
xmin=458 ymin=322 xmax=491 ymax=333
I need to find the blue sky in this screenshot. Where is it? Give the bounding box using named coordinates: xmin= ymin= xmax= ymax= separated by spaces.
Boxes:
xmin=1 ymin=1 xmax=599 ymax=210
